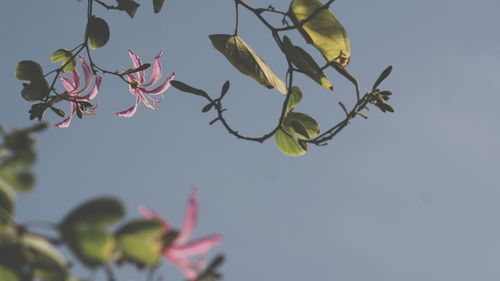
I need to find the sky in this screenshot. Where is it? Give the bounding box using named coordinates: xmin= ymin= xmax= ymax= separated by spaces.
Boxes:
xmin=1 ymin=0 xmax=500 ymax=280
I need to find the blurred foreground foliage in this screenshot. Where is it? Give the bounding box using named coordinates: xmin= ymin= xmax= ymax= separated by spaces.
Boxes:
xmin=0 ymin=124 xmax=224 ymax=281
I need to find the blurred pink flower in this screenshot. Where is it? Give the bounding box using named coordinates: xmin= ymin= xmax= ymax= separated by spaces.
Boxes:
xmin=139 ymin=189 xmax=222 ymax=280
xmin=54 ymin=56 xmax=101 ymax=128
xmin=115 ymin=50 xmax=175 ymax=117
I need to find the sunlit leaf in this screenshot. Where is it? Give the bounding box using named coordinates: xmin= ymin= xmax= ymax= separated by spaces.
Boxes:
xmin=59 ymin=198 xmax=124 ymax=267
xmin=282 ymin=36 xmax=332 ymax=90
xmin=274 ymin=128 xmax=307 ymax=156
xmin=209 ymin=34 xmax=287 ymax=95
xmin=289 ymin=0 xmax=350 ymax=66
xmin=116 ymin=0 xmax=140 ymax=18
xmin=284 ymin=112 xmax=320 ymax=140
xmin=86 ymin=16 xmax=110 ymax=50
xmin=286 ymin=86 xmax=303 ymax=112
xmin=50 ymin=49 xmax=76 ymax=73
xmin=153 ymin=0 xmax=165 ymax=13
xmin=15 ymin=61 xmax=44 ymax=81
xmin=115 ymin=219 xmax=163 ymax=266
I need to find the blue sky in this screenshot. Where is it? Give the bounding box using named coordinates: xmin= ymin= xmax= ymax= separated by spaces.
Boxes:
xmin=2 ymin=0 xmax=500 ymax=280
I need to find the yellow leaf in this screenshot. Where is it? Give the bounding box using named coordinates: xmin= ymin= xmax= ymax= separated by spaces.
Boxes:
xmin=289 ymin=0 xmax=350 ymax=66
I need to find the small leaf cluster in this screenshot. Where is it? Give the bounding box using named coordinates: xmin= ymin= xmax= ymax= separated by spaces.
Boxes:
xmin=172 ymin=0 xmax=396 ymax=156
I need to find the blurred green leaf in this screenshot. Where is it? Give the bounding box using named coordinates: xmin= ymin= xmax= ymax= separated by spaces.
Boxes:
xmin=286 ymin=86 xmax=303 ymax=112
xmin=15 ymin=61 xmax=44 ymax=81
xmin=86 ymin=16 xmax=110 ymax=50
xmin=209 ymin=34 xmax=287 ymax=95
xmin=50 ymin=49 xmax=76 ymax=73
xmin=0 ymin=169 xmax=35 ymax=192
xmin=22 ymin=234 xmax=69 ymax=281
xmin=115 ymin=219 xmax=163 ymax=267
xmin=282 ymin=36 xmax=332 ymax=90
xmin=0 ymin=227 xmax=68 ymax=281
xmin=116 ymin=0 xmax=140 ymax=18
xmin=274 ymin=128 xmax=307 ymax=156
xmin=0 ymin=265 xmax=20 ymax=281
xmin=0 ymin=177 xmax=15 ymax=218
xmin=59 ymin=197 xmax=124 ymax=267
xmin=153 ymin=0 xmax=165 ymax=13
xmin=0 ymin=170 xmax=35 ymax=193
xmin=289 ymin=0 xmax=350 ymax=66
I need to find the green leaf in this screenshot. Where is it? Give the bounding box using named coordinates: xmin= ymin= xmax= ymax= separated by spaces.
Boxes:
xmin=209 ymin=34 xmax=287 ymax=95
xmin=289 ymin=0 xmax=350 ymax=66
xmin=21 ymin=79 xmax=50 ymax=101
xmin=220 ymin=80 xmax=230 ymax=98
xmin=282 ymin=36 xmax=332 ymax=90
xmin=59 ymin=197 xmax=124 ymax=268
xmin=372 ymin=65 xmax=393 ymax=90
xmin=0 ymin=178 xmax=15 ymax=219
xmin=0 ymin=226 xmax=69 ymax=281
xmin=275 ymin=128 xmax=307 ymax=156
xmin=50 ymin=49 xmax=76 ymax=73
xmin=0 ymin=265 xmax=20 ymax=281
xmin=115 ymin=219 xmax=164 ymax=266
xmin=153 ymin=0 xmax=165 ymax=13
xmin=124 ymin=63 xmax=151 ymax=74
xmin=286 ymin=86 xmax=303 ymax=112
xmin=0 ymin=170 xmax=35 ymax=192
xmin=170 ymin=80 xmax=208 ymax=97
xmin=116 ymin=0 xmax=140 ymax=18
xmin=86 ymin=16 xmax=110 ymax=50
xmin=22 ymin=234 xmax=69 ymax=281
xmin=15 ymin=61 xmax=44 ymax=81
xmin=284 ymin=112 xmax=320 ymax=140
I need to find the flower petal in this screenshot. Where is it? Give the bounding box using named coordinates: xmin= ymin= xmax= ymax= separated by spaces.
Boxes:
xmin=54 ymin=102 xmax=77 ymax=128
xmin=115 ymin=95 xmax=141 ymax=117
xmin=76 ymin=55 xmax=92 ymax=94
xmin=75 ymin=76 xmax=101 ymax=101
xmin=142 ymin=50 xmax=164 ymax=87
xmin=128 ymin=49 xmax=144 ymax=83
xmin=138 ymin=205 xmax=171 ymax=232
xmin=175 ymin=188 xmax=198 ymax=245
xmin=60 ymin=76 xmax=76 ymax=92
xmin=71 ymin=68 xmax=80 ymax=90
xmin=138 ymin=91 xmax=159 ymax=110
xmin=141 ymin=72 xmax=175 ymax=95
xmin=165 ymin=255 xmax=198 ymax=280
xmin=168 ymin=235 xmax=223 ymax=258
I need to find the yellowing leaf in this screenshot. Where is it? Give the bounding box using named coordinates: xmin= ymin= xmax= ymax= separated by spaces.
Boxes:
xmin=209 ymin=34 xmax=287 ymax=95
xmin=275 ymin=128 xmax=307 ymax=156
xmin=289 ymin=0 xmax=350 ymax=66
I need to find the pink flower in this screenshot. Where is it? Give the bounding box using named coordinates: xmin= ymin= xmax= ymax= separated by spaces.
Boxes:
xmin=139 ymin=189 xmax=222 ymax=280
xmin=115 ymin=50 xmax=175 ymax=117
xmin=54 ymin=56 xmax=101 ymax=128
